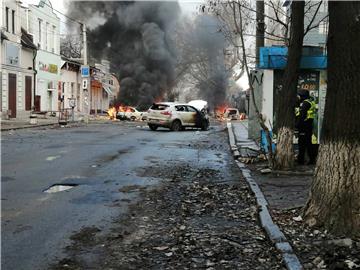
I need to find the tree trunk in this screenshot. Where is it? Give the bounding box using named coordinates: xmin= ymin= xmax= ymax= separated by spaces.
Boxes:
xmin=256 ymin=0 xmax=265 ymax=67
xmin=304 ymin=1 xmax=360 ymax=236
xmin=275 ymin=127 xmax=294 ymax=168
xmin=274 ymin=1 xmax=305 ymax=170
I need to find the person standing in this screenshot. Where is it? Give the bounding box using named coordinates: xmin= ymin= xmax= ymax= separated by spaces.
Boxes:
xmin=296 ymin=90 xmax=316 ymax=165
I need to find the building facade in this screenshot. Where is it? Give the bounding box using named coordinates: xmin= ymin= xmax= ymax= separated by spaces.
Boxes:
xmin=59 ymin=58 xmax=81 ymax=111
xmin=265 ymin=0 xmax=328 ymax=47
xmin=1 ymin=0 xmax=37 ymax=120
xmin=22 ymin=0 xmax=61 ymax=113
xmin=90 ymin=60 xmax=117 ymax=114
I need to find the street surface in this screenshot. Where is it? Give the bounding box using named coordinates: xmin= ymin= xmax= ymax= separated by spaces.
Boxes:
xmin=1 ymin=121 xmax=283 ymax=269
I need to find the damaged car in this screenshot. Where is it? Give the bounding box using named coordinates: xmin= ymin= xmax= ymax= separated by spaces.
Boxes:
xmin=116 ymin=106 xmax=143 ymax=121
xmin=147 ymin=102 xmax=209 ymax=131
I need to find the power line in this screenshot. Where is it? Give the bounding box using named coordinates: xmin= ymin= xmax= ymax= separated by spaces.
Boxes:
xmin=21 ymin=0 xmax=82 ymax=25
xmin=7 ymin=15 xmax=82 ymax=38
xmin=20 ymin=5 xmax=81 ymax=28
xmin=36 ymin=0 xmax=82 ymax=25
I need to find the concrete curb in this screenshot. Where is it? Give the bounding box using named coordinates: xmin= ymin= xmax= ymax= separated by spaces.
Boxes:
xmin=1 ymin=121 xmax=84 ymax=131
xmin=1 ymin=123 xmax=58 ymax=131
xmin=227 ymin=123 xmax=303 ymax=270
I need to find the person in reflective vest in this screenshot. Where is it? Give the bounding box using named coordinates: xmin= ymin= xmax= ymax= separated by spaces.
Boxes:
xmin=295 ymin=90 xmax=316 ymax=165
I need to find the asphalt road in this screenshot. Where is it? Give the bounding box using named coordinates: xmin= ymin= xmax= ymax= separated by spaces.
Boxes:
xmin=1 ymin=121 xmax=224 ymax=270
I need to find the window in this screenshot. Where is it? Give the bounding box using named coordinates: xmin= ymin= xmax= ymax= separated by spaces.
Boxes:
xmin=186 ymin=106 xmax=197 ymax=112
xmin=52 ymin=26 xmax=56 ymax=53
xmin=318 ymin=21 xmax=328 ymax=35
xmin=150 ymin=104 xmax=169 ymax=110
xmin=5 ymin=7 xmax=9 ymax=32
xmin=175 ymin=105 xmax=186 ymax=112
xmin=45 ymin=23 xmax=49 ymax=50
xmin=38 ymin=19 xmax=42 ymax=48
xmin=320 ymin=1 xmax=327 ymax=13
xmin=12 ymin=10 xmax=15 ymax=34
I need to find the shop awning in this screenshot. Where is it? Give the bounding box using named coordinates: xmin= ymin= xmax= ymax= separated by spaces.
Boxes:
xmin=103 ymin=85 xmax=113 ymax=96
xmin=1 ymin=32 xmax=8 ymax=41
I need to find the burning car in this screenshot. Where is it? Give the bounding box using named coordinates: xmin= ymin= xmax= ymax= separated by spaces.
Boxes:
xmin=224 ymin=108 xmax=240 ymax=120
xmin=147 ymin=102 xmax=209 ymax=131
xmin=116 ymin=106 xmax=143 ymax=121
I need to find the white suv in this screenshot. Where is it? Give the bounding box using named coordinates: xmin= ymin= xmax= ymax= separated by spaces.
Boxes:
xmin=147 ymin=102 xmax=209 ymax=131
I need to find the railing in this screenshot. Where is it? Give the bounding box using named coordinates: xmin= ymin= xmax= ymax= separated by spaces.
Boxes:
xmin=58 ymin=108 xmax=75 ymax=124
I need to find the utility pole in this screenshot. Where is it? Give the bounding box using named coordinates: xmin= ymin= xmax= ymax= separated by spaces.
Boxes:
xmin=256 ymin=0 xmax=265 ymax=67
xmin=81 ymin=23 xmax=90 ymax=122
xmin=82 ymin=23 xmax=88 ymax=65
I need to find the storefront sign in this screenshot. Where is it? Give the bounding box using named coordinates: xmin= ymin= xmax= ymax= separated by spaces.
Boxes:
xmin=39 ymin=62 xmax=58 ymax=74
xmin=298 ymin=71 xmax=319 ymax=91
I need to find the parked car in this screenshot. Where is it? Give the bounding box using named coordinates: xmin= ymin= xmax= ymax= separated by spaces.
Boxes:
xmin=117 ymin=107 xmax=142 ymax=121
xmin=224 ymin=108 xmax=240 ymax=120
xmin=147 ymin=102 xmax=209 ymax=131
xmin=140 ymin=111 xmax=148 ymax=121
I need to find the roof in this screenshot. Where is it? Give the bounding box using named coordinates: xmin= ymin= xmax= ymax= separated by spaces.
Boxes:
xmin=154 ymin=102 xmax=176 ymax=105
xmin=259 ymin=46 xmax=327 ymax=70
xmin=21 ymin=28 xmax=37 ymax=50
xmin=60 ymin=57 xmax=82 ymax=70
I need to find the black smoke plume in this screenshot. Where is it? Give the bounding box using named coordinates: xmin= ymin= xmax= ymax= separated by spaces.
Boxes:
xmin=67 ymin=1 xmax=180 ymax=108
xmin=180 ymin=15 xmax=229 ymax=109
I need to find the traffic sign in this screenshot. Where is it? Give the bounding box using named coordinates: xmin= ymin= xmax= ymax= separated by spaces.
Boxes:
xmin=81 ymin=65 xmax=90 ymax=77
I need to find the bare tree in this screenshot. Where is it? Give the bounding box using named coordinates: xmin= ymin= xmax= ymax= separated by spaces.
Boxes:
xmin=60 ymin=35 xmax=81 ymax=59
xmin=174 ymin=15 xmax=230 ymax=108
xmin=304 ymin=1 xmax=360 ymax=236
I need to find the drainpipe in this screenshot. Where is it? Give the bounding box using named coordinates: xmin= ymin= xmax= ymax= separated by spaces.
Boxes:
xmin=33 ymin=48 xmax=37 ymax=111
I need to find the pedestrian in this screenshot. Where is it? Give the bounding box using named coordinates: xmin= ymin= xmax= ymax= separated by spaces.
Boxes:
xmin=295 ymin=90 xmax=316 ymax=165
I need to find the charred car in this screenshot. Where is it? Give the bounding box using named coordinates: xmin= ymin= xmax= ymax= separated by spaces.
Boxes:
xmin=147 ymin=102 xmax=209 ymax=131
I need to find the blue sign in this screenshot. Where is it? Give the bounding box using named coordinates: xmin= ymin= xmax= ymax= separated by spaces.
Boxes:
xmin=81 ymin=65 xmax=90 ymax=77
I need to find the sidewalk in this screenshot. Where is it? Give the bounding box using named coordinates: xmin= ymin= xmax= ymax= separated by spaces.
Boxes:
xmin=231 ymin=121 xmax=360 ymax=270
xmin=1 ymin=118 xmax=60 ymax=131
xmin=232 ymin=120 xmax=311 ymax=210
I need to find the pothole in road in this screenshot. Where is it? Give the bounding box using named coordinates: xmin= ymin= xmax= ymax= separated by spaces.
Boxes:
xmin=44 ymin=184 xmax=78 ymax=193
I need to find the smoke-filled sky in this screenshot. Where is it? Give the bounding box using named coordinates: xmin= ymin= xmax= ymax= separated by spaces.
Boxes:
xmin=184 ymin=15 xmax=228 ymax=108
xmin=67 ymin=1 xmax=182 ymax=107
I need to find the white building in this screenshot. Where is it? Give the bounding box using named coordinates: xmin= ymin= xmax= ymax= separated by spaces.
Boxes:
xmin=1 ymin=0 xmax=37 ymax=120
xmin=90 ymin=60 xmax=117 ymax=114
xmin=21 ymin=0 xmax=61 ymax=112
xmin=59 ymin=57 xmax=93 ymax=119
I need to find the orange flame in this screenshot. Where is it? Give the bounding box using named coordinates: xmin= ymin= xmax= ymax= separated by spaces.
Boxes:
xmin=108 ymin=107 xmax=117 ymax=120
xmin=214 ymin=104 xmax=230 ymax=121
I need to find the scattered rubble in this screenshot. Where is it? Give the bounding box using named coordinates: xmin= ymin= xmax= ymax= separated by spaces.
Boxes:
xmin=271 ymin=208 xmax=360 ymax=269
xmin=50 ymin=128 xmax=285 ymax=270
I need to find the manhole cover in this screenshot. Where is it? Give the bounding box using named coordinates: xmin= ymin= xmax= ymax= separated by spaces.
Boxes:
xmin=44 ymin=184 xmax=78 ymax=193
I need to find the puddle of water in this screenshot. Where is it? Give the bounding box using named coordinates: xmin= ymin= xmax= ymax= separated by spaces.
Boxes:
xmin=44 ymin=184 xmax=78 ymax=193
xmin=46 ymin=155 xmax=61 ymax=161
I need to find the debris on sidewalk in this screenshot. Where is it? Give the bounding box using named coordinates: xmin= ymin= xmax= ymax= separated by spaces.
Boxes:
xmin=272 ymin=208 xmax=360 ymax=270
xmin=260 ymin=168 xmax=272 ymax=174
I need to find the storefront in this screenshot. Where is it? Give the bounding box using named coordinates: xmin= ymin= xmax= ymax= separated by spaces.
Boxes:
xmin=248 ymin=46 xmax=327 ymax=141
xmin=35 ymin=50 xmax=61 ymax=112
